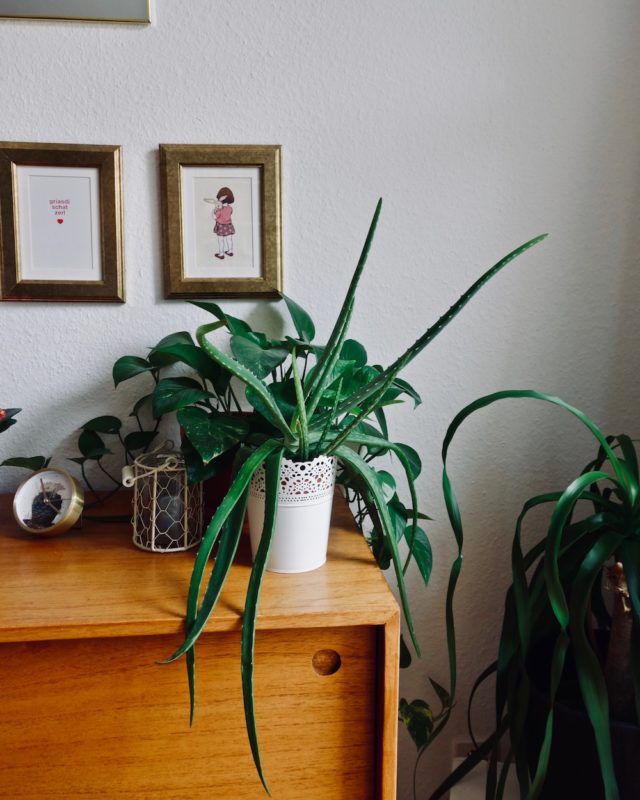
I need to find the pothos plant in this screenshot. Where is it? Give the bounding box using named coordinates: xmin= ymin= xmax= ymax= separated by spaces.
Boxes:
xmin=159 ymin=199 xmax=547 ymax=793
xmin=0 ymin=329 xmax=243 ymax=505
xmin=425 ymin=390 xmax=640 ymax=800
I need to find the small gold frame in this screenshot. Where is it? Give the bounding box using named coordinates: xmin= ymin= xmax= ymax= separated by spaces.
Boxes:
xmin=0 ymin=142 xmax=125 ymax=303
xmin=159 ymin=144 xmax=283 ymax=299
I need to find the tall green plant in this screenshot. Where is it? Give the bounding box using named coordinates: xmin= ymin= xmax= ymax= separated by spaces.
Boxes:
xmin=427 ymin=390 xmax=640 ymax=800
xmin=161 ymin=200 xmax=547 ymax=792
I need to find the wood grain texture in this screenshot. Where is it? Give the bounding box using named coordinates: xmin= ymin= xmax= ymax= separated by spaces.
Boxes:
xmin=0 ymin=492 xmax=399 ymax=798
xmin=0 ymin=492 xmax=398 ymax=642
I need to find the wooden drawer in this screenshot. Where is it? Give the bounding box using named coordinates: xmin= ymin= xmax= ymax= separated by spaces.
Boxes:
xmin=1 ymin=626 xmax=378 ymax=799
xmin=0 ymin=493 xmax=399 ymax=799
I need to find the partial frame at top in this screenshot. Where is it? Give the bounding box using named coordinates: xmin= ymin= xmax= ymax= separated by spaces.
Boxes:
xmin=0 ymin=1 xmax=150 ymax=23
xmin=159 ymin=144 xmax=283 ymax=299
xmin=0 ymin=142 xmax=125 ymax=303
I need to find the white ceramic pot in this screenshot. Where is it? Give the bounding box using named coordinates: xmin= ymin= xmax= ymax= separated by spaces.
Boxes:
xmin=247 ymin=454 xmax=337 ymax=573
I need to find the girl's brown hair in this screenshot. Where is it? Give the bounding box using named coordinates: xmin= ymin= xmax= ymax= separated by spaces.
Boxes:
xmin=216 ymin=187 xmax=234 ymax=204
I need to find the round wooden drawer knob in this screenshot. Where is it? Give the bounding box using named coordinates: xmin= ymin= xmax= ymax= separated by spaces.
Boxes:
xmin=312 ymin=649 xmax=342 ymax=676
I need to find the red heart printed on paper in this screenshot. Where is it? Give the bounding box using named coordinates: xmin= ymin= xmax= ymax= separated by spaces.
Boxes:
xmin=57 ymin=219 xmax=64 ymax=224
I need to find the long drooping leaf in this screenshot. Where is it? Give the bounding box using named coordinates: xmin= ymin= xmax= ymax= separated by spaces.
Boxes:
xmin=544 ymin=471 xmax=613 ymax=628
xmin=620 ymin=539 xmax=640 ymax=724
xmin=186 ymin=490 xmax=248 ymax=723
xmin=335 ymin=444 xmax=420 ymax=655
xmin=241 ymin=450 xmax=283 ymax=795
xmin=569 ymin=531 xmax=624 ymax=800
xmin=164 ymin=439 xmax=281 ymax=664
xmin=437 ymin=388 xmax=624 ymax=786
xmin=526 ymin=631 xmax=570 ymax=800
xmin=341 ymin=431 xmax=420 ymax=574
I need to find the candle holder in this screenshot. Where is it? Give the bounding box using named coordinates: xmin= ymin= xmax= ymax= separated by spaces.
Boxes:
xmin=122 ymin=448 xmax=203 ymax=552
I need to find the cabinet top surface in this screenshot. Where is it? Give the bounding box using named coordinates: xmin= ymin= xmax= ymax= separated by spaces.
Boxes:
xmin=0 ymin=492 xmax=398 ymax=643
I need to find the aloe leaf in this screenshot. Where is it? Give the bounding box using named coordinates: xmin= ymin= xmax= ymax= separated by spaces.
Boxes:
xmin=328 ymin=236 xmax=548 ymax=451
xmin=230 ymin=335 xmax=288 ymax=379
xmin=304 ymin=199 xmax=383 ymax=416
xmin=334 ymin=444 xmax=420 ymax=655
xmin=190 ymin=301 xmax=251 ymax=335
xmin=163 ymin=439 xmax=281 ymax=664
xmin=241 ymin=450 xmax=283 ymax=795
xmin=196 ymin=323 xmax=294 ymax=442
xmin=290 ymin=349 xmax=309 ymax=460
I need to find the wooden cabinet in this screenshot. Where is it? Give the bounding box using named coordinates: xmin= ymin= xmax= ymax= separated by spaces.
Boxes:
xmin=0 ymin=493 xmax=399 ymax=799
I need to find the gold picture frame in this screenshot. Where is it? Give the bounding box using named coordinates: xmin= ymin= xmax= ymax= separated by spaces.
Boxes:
xmin=0 ymin=0 xmax=150 ymax=23
xmin=0 ymin=142 xmax=125 ymax=303
xmin=159 ymin=144 xmax=283 ymax=299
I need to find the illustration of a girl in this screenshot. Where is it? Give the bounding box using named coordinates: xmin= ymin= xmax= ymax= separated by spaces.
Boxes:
xmin=212 ymin=187 xmax=235 ymax=260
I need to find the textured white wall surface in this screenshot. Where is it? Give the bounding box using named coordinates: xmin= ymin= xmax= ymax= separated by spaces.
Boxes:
xmin=2 ymin=2 xmax=640 ymax=797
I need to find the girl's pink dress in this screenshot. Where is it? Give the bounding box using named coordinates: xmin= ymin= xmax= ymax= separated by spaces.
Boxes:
xmin=214 ymin=205 xmax=235 ymax=236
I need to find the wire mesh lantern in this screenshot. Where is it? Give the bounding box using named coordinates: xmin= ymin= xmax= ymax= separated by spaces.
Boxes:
xmin=122 ymin=448 xmax=203 ymax=552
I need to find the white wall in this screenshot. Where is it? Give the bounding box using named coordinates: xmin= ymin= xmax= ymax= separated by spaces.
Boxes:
xmin=2 ymin=2 xmax=640 ymax=797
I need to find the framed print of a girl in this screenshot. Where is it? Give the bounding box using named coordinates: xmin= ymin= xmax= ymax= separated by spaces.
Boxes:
xmin=211 ymin=187 xmax=235 ymax=260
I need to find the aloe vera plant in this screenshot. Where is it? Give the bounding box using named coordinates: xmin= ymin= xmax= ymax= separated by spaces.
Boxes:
xmin=427 ymin=390 xmax=640 ymax=800
xmin=162 ymin=200 xmax=546 ymax=792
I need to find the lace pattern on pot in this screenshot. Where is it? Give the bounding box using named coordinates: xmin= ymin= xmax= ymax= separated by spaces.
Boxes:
xmin=249 ymin=455 xmax=337 ymax=506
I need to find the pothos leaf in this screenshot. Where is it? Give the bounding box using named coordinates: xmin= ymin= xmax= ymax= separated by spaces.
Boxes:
xmin=398 ymin=698 xmax=434 ymax=750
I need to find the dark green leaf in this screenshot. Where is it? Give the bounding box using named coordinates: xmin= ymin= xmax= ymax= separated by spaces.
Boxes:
xmin=149 ymin=342 xmax=221 ymax=383
xmin=392 ymin=376 xmax=422 ymax=407
xmin=82 ymin=415 xmax=122 ymax=434
xmin=78 ymin=429 xmax=112 ymax=460
xmin=1 ymin=456 xmax=49 ymax=470
xmin=340 ymin=339 xmax=367 ymax=367
xmin=190 ymin=301 xmax=251 ymax=335
xmin=147 ymin=331 xmax=194 ymax=366
xmin=178 ymin=407 xmax=249 ymax=465
xmin=410 ymin=527 xmax=433 ymax=585
xmin=152 ymin=377 xmax=213 ymax=418
xmin=130 ymin=393 xmax=152 ymax=417
xmin=123 ymin=430 xmax=158 ymax=452
xmin=230 ymin=335 xmax=288 ymax=379
xmin=398 ymin=698 xmax=434 ymax=750
xmin=283 ymin=295 xmax=316 ymax=342
xmin=112 ymin=355 xmax=155 ymax=387
xmin=396 ymin=442 xmax=421 ymax=479
xmin=400 ymin=635 xmax=412 ymax=669
xmin=429 ymin=678 xmax=451 ymax=708
xmin=0 ymin=407 xmax=20 ymax=433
